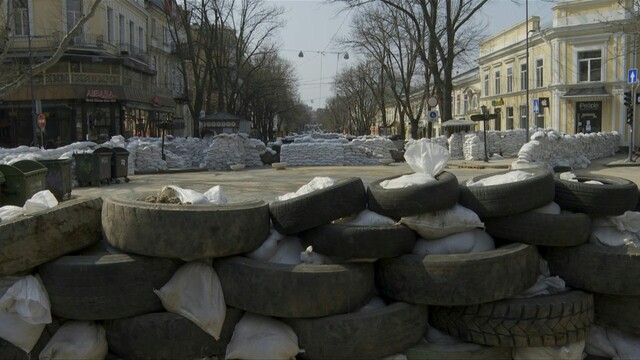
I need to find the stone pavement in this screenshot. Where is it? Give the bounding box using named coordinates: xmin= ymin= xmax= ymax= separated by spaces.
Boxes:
xmin=71 ymin=152 xmax=640 ymax=203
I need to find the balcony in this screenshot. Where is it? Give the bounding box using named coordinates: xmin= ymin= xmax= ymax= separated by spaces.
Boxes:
xmin=67 ymin=33 xmax=104 ymax=48
xmin=117 ymin=42 xmax=149 ymax=63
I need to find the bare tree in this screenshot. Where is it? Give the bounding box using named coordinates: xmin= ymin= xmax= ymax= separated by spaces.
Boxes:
xmin=335 ymin=61 xmax=379 ymax=135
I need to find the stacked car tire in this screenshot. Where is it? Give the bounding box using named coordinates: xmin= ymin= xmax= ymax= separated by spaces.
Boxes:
xmin=0 ymin=169 xmax=638 ymax=359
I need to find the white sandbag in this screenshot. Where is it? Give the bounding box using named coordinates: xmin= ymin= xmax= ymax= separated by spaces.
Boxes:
xmin=268 ymin=237 xmax=304 ymax=265
xmin=277 ymin=177 xmax=335 ymax=201
xmin=512 ymin=339 xmax=584 ymax=360
xmin=381 ymin=140 xmax=449 ymax=189
xmin=383 ymin=354 xmax=407 ymax=360
xmin=400 ymin=205 xmax=484 ymax=239
xmin=412 ymin=231 xmax=475 ymax=255
xmin=245 ymin=229 xmax=286 ymax=261
xmin=585 ymin=324 xmax=617 ymax=358
xmin=23 ymin=190 xmax=58 ymax=215
xmin=467 ymin=170 xmax=535 ymax=187
xmin=335 ymin=209 xmax=396 ymax=226
xmin=300 ymin=246 xmax=331 ymax=265
xmin=154 ymin=261 xmax=226 ymax=340
xmin=514 ymin=258 xmax=566 ymax=298
xmin=380 ymin=173 xmax=437 ymax=189
xmin=533 ymin=202 xmax=561 ymax=215
xmin=609 ymin=211 xmax=640 ymax=233
xmin=203 ymin=185 xmax=228 ymax=204
xmin=0 ymin=275 xmax=51 ymax=353
xmin=469 ymin=229 xmax=496 ymax=252
xmin=590 ymin=226 xmax=638 ymax=247
xmin=39 ymin=321 xmax=108 ymax=360
xmin=162 ymin=185 xmax=210 ymax=204
xmin=607 ymin=326 xmax=640 ymax=360
xmin=0 ymin=205 xmax=25 ymax=222
xmin=355 ymin=296 xmax=386 ymax=313
xmin=225 ymin=312 xmax=299 ymax=360
xmin=423 ymin=325 xmax=484 ymax=351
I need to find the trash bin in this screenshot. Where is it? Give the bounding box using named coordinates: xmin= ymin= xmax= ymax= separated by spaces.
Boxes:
xmin=111 ymin=147 xmax=130 ymax=183
xmin=37 ymin=159 xmax=73 ymax=201
xmin=0 ymin=160 xmax=48 ymax=206
xmin=74 ymin=149 xmax=112 ymax=187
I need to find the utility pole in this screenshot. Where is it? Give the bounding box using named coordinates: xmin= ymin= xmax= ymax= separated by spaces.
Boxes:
xmin=26 ymin=6 xmax=38 ymax=146
xmin=525 ymin=0 xmax=530 ymax=144
xmin=628 ymin=35 xmax=638 ymax=163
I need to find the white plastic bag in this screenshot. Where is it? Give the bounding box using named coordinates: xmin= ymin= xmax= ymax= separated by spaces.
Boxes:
xmin=590 ymin=226 xmax=638 ymax=247
xmin=39 ymin=321 xmax=108 ymax=360
xmin=0 ymin=205 xmax=25 ymax=222
xmin=203 ymin=185 xmax=228 ymax=204
xmin=225 ymin=312 xmax=299 ymax=360
xmin=154 ymin=260 xmax=226 ymax=340
xmin=161 ymin=185 xmax=209 ymax=204
xmin=467 ymin=170 xmax=535 ymax=187
xmin=514 ymin=259 xmax=566 ymax=298
xmin=335 ymin=209 xmax=396 ymax=226
xmin=533 ymin=202 xmax=561 ymax=215
xmin=246 ymin=229 xmax=286 ymax=261
xmin=586 ymin=324 xmax=617 ymax=358
xmin=412 ymin=229 xmax=495 ymax=255
xmin=381 ymin=141 xmax=449 ymax=189
xmin=423 ymin=325 xmax=484 ymax=351
xmin=277 ymin=177 xmax=335 ymax=201
xmin=512 ymin=339 xmax=584 ymax=360
xmin=609 ymin=211 xmax=640 ymax=233
xmin=23 ymin=190 xmax=58 ymax=215
xmin=0 ymin=275 xmax=51 ymax=353
xmin=400 ymin=205 xmax=484 ymax=239
xmin=300 ymin=246 xmax=331 ymax=265
xmin=268 ymin=237 xmax=304 ymax=265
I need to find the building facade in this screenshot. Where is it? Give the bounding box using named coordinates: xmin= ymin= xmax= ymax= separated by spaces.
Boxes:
xmin=0 ymin=0 xmax=187 ymax=148
xmin=479 ymin=0 xmax=638 ymax=145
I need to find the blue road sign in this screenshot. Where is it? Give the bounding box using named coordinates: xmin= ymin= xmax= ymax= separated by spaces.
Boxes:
xmin=629 ymin=68 xmax=638 ymax=84
xmin=533 ymin=99 xmax=540 ymax=114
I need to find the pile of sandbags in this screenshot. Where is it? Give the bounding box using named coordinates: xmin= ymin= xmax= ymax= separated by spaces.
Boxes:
xmin=447 ymin=132 xmax=466 ymax=160
xmin=133 ymin=140 xmax=168 ymax=173
xmin=202 ymin=134 xmax=247 ymax=170
xmin=280 ymin=142 xmax=345 ymax=166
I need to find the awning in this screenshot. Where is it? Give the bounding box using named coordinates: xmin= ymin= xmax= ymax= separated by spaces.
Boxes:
xmin=561 ymin=86 xmax=611 ymax=100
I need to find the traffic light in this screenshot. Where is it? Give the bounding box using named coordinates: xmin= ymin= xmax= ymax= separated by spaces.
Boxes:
xmin=625 ymin=92 xmax=634 ymax=125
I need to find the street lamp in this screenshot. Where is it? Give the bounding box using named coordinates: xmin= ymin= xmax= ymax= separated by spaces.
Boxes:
xmin=481 ymin=105 xmax=489 ymax=163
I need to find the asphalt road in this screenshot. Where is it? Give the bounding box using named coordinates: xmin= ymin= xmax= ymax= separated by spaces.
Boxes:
xmin=71 ymin=152 xmax=640 ymax=204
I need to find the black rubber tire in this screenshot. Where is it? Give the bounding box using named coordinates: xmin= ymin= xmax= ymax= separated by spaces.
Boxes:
xmin=484 ymin=211 xmax=591 ymax=247
xmin=458 ymin=168 xmax=554 ymax=219
xmin=405 ymin=343 xmax=512 ymax=360
xmin=0 ymin=318 xmax=65 ymax=360
xmin=376 ymin=243 xmax=539 ymax=306
xmin=269 ymin=177 xmax=367 ymax=235
xmin=554 ymin=174 xmax=639 ymax=215
xmin=429 ymin=291 xmax=594 ymax=347
xmin=0 ymin=196 xmax=103 ymax=275
xmin=300 ymin=223 xmax=417 ymax=259
xmin=38 ymin=244 xmax=183 ymax=320
xmin=284 ymin=302 xmax=428 ymax=359
xmin=104 ymin=308 xmax=243 ymax=360
xmin=214 ymin=256 xmax=374 ymax=318
xmin=366 ymin=171 xmax=459 ymax=219
xmin=102 ymin=194 xmax=270 ymax=259
xmin=593 ymin=293 xmax=640 ymax=336
xmin=543 ymin=243 xmax=640 ymax=296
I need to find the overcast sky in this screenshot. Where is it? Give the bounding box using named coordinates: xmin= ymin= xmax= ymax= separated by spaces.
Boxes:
xmin=271 ymin=0 xmax=555 ymax=109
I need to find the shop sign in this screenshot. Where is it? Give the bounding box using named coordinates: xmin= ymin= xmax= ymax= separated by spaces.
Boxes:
xmin=151 ymin=96 xmax=161 ymax=107
xmin=492 ymin=98 xmax=504 ymax=106
xmin=539 ymin=97 xmax=550 ymax=107
xmin=86 ymin=89 xmax=117 ymax=102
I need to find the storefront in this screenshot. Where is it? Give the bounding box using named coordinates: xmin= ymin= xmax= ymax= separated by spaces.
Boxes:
xmin=575 ymin=101 xmax=602 ymax=134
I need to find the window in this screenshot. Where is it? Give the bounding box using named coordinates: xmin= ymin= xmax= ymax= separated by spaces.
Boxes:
xmin=119 ymin=14 xmax=125 ymax=44
xmin=163 ymin=26 xmax=171 ymax=45
xmin=129 ymin=21 xmax=135 ymax=47
xmin=463 ymin=94 xmax=469 ymax=114
xmin=484 ymin=74 xmax=489 ymax=97
xmin=507 ymin=67 xmax=513 ymax=93
xmin=66 ymin=0 xmax=82 ymax=32
xmin=519 ymin=105 xmax=528 ymax=129
xmin=456 ymin=94 xmax=460 ymax=115
xmin=494 ymin=111 xmax=501 ymax=131
xmin=138 ymin=26 xmax=144 ymax=50
xmin=506 ymin=107 xmax=514 ymax=129
xmin=107 ymin=7 xmax=114 ymax=43
xmin=520 ymin=63 xmax=527 ymax=91
xmin=494 ymin=70 xmax=501 ymax=95
xmin=151 ymin=18 xmax=157 ymax=38
xmin=535 ymin=59 xmax=544 ymax=88
xmin=11 ymin=0 xmax=29 ymax=36
xmin=578 ymin=50 xmax=602 ymax=82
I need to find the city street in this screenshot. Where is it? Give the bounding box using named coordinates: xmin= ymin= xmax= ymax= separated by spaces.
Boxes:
xmin=71 ymin=153 xmax=640 ymax=203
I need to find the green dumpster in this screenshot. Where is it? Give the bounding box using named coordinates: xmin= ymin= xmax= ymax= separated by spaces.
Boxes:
xmin=37 ymin=159 xmax=73 ymax=201
xmin=0 ymin=160 xmax=48 ymax=206
xmin=74 ymin=149 xmax=112 ymax=187
xmin=111 ymin=147 xmax=130 ymax=183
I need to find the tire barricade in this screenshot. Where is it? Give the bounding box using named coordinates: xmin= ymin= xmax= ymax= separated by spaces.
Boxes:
xmin=2 ymin=167 xmax=640 ymax=359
